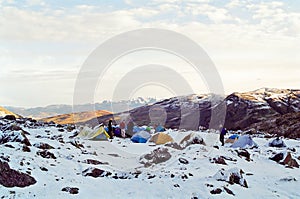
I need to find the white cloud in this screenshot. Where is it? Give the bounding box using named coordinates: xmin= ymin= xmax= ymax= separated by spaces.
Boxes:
xmin=0 ymin=0 xmax=299 ymax=106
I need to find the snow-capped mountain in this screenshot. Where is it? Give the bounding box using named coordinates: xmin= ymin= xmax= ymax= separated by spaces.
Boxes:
xmin=5 ymin=97 xmax=157 ymax=119
xmin=83 ymin=88 xmax=300 ymax=138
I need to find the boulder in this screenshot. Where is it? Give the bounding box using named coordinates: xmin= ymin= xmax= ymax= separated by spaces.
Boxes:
xmin=281 ymin=152 xmax=299 ymax=168
xmin=82 ymin=167 xmax=107 ymax=178
xmin=269 ymin=153 xmax=284 ymax=162
xmin=0 ymin=161 xmax=36 ymax=187
xmin=62 ymin=187 xmax=79 ymax=194
xmin=140 ymin=147 xmax=171 ymax=167
xmin=213 ymin=168 xmax=248 ymax=188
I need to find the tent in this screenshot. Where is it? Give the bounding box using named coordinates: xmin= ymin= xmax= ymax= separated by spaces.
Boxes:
xmin=269 ymin=138 xmax=286 ymax=147
xmin=90 ymin=126 xmax=110 ymax=140
xmin=149 ymin=132 xmax=174 ymax=145
xmin=225 ymin=134 xmax=239 ymax=144
xmin=131 ymin=131 xmax=151 ymax=143
xmin=77 ymin=126 xmax=109 ymax=140
xmin=114 ymin=127 xmax=122 ymax=137
xmin=155 ymin=125 xmax=165 ymax=132
xmin=231 ymin=135 xmax=258 ymax=148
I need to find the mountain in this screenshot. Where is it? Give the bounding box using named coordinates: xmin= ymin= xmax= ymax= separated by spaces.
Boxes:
xmin=0 ymin=106 xmax=20 ymax=118
xmin=82 ymin=88 xmax=300 ymax=137
xmin=40 ymin=110 xmax=112 ymax=125
xmin=5 ymin=97 xmax=157 ymax=119
xmin=246 ymin=112 xmax=300 ymax=139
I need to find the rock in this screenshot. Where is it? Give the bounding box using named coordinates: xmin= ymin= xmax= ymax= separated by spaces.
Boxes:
xmin=224 ymin=186 xmax=235 ymax=196
xmin=84 ymin=159 xmax=109 ymax=165
xmin=213 ymin=168 xmax=248 ymax=188
xmin=179 ymin=133 xmax=205 ymax=148
xmin=210 ymin=188 xmax=222 ymax=194
xmin=82 ymin=167 xmax=106 ymax=178
xmin=62 ymin=187 xmax=79 ymax=194
xmin=269 ymin=153 xmax=284 ymax=162
xmin=279 ymin=177 xmax=297 ymax=182
xmin=210 ymin=156 xmax=227 ymax=165
xmin=235 ymin=149 xmax=251 ymax=161
xmin=140 ymin=147 xmax=172 ymax=167
xmin=40 ymin=167 xmax=48 ymax=171
xmin=69 ymin=141 xmax=84 ymax=149
xmin=4 ymin=115 xmax=16 ymax=120
xmin=281 ymin=152 xmax=299 ymax=168
xmin=0 ymin=130 xmax=31 ymax=146
xmin=0 ymin=161 xmax=36 ymax=187
xmin=179 ymin=158 xmax=189 ymax=164
xmin=36 ymin=150 xmax=56 ymax=159
xmin=10 ymin=125 xmax=22 ymax=131
xmin=33 ymin=142 xmax=54 ymax=150
xmin=4 ymin=144 xmax=14 ymax=148
xmin=22 ymin=145 xmax=31 ymax=152
xmin=221 ymin=156 xmax=237 ymax=162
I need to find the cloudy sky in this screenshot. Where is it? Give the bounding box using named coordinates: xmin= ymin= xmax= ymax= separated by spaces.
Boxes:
xmin=0 ymin=0 xmax=299 ymax=107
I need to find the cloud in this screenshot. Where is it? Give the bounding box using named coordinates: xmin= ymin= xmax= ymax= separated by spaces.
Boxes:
xmin=0 ymin=0 xmax=299 ymax=106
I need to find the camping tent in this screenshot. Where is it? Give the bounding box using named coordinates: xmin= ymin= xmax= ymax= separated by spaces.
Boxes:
xmin=269 ymin=138 xmax=286 ymax=147
xmin=149 ymin=132 xmax=174 ymax=145
xmin=77 ymin=126 xmax=109 ymax=140
xmin=131 ymin=131 xmax=151 ymax=143
xmin=225 ymin=134 xmax=239 ymax=143
xmin=231 ymin=135 xmax=258 ymax=148
xmin=155 ymin=125 xmax=165 ymax=132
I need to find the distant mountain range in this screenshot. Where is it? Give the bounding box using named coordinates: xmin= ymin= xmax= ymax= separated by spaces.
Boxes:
xmin=4 ymin=97 xmax=157 ymax=119
xmin=81 ymin=88 xmax=300 ymax=138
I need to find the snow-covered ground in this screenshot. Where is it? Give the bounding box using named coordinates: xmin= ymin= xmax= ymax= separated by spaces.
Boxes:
xmin=0 ymin=120 xmax=300 ymax=199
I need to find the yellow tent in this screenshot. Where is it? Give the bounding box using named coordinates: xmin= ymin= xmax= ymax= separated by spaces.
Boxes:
xmin=77 ymin=126 xmax=109 ymax=140
xmin=149 ymin=132 xmax=174 ymax=145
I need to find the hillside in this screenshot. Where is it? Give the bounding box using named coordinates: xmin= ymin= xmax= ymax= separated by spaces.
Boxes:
xmin=247 ymin=112 xmax=300 ymax=139
xmin=40 ymin=110 xmax=112 ymax=125
xmin=0 ymin=106 xmax=20 ymax=118
xmin=0 ymin=116 xmax=299 ymax=198
xmin=82 ymin=88 xmax=300 ymax=137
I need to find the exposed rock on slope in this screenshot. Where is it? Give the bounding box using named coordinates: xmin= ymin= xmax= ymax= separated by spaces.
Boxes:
xmin=247 ymin=112 xmax=300 ymax=138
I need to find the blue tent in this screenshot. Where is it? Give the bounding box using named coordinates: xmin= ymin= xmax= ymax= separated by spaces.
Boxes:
xmin=131 ymin=131 xmax=151 ymax=143
xmin=155 ymin=125 xmax=165 ymax=132
xmin=229 ymin=134 xmax=239 ymax=139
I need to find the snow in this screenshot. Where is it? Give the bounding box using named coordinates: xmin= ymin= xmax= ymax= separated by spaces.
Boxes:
xmin=0 ymin=122 xmax=300 ymax=198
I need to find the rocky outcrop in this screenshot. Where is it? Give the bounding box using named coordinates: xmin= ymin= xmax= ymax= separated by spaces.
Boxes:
xmin=0 ymin=161 xmax=36 ymax=187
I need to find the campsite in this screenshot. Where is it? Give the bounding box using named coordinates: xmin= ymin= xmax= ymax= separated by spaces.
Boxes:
xmin=0 ymin=117 xmax=299 ymax=198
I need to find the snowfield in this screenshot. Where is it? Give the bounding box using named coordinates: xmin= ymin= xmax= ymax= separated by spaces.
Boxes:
xmin=0 ymin=119 xmax=300 ymax=199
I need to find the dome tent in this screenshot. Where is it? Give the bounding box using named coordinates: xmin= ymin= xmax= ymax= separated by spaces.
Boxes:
xmin=77 ymin=126 xmax=109 ymax=141
xmin=231 ymin=135 xmax=258 ymax=148
xmin=149 ymin=132 xmax=173 ymax=145
xmin=269 ymin=137 xmax=286 ymax=147
xmin=131 ymin=131 xmax=151 ymax=143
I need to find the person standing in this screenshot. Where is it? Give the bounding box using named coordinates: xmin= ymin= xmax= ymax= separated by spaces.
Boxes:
xmin=220 ymin=127 xmax=227 ymax=146
xmin=120 ymin=120 xmax=126 ymax=138
xmin=108 ymin=119 xmax=114 ymax=139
